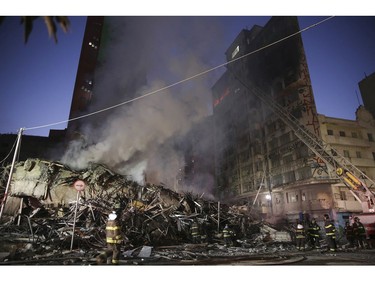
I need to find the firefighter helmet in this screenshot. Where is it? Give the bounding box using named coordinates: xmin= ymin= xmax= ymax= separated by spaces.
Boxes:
xmin=108 ymin=211 xmax=117 ymax=221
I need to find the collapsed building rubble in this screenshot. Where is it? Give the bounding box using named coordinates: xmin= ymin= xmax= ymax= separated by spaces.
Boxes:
xmin=0 ymin=158 xmax=294 ymax=264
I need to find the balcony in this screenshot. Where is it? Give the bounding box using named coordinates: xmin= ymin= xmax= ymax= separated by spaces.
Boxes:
xmin=324 ymin=135 xmax=369 ymax=147
xmin=335 ymin=200 xmax=362 ymax=212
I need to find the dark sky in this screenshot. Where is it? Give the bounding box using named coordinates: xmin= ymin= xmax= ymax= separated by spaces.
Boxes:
xmin=0 ymin=16 xmax=374 ymax=137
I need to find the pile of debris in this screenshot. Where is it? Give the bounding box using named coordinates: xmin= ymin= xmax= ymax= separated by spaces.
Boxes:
xmin=0 ymin=158 xmax=293 ymax=264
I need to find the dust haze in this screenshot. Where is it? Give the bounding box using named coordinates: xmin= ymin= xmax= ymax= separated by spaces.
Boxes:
xmin=61 ymin=17 xmax=233 ymax=198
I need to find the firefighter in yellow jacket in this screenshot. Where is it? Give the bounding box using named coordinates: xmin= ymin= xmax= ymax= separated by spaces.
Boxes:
xmin=295 ymin=221 xmax=306 ymax=251
xmin=324 ymin=214 xmax=337 ymax=252
xmin=97 ymin=210 xmax=123 ymax=265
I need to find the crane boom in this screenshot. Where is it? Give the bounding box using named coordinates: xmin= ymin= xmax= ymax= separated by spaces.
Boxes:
xmin=233 ymin=74 xmax=375 ymax=213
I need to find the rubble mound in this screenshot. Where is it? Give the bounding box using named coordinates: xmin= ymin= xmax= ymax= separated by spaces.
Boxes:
xmin=0 ymin=158 xmax=292 ymax=264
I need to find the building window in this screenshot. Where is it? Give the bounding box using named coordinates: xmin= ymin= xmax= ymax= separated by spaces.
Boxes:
xmin=351 ymin=132 xmax=358 ymax=138
xmin=286 ymin=192 xmax=289 ymax=203
xmin=271 ymin=158 xmax=280 ymax=167
xmin=339 ymin=131 xmax=346 ymax=137
xmin=231 ymin=46 xmax=240 ymax=59
xmin=302 ymin=193 xmax=306 ymax=201
xmin=373 ymin=152 xmax=375 ymax=160
xmin=280 ymin=132 xmax=290 ymax=145
xmin=283 ymin=154 xmax=293 ymax=164
xmin=269 ymin=138 xmax=278 ymax=149
xmin=343 ymin=150 xmax=350 ymax=158
xmin=327 ymin=129 xmax=333 ymax=136
xmin=290 ymin=194 xmax=297 ymax=203
xmin=356 ymin=151 xmax=362 ymax=158
xmin=368 ymin=133 xmax=374 ymax=142
xmin=340 ymin=191 xmax=347 ymax=201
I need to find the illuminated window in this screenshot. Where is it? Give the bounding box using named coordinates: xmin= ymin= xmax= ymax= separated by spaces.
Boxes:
xmin=231 ymin=46 xmax=240 ymax=59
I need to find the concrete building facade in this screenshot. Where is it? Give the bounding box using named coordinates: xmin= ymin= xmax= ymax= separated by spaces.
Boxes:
xmin=211 ymin=16 xmax=375 ymax=225
xmin=66 ymin=16 xmax=104 ymax=139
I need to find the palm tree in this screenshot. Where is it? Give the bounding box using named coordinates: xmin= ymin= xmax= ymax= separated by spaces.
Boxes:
xmin=0 ymin=16 xmax=70 ymax=43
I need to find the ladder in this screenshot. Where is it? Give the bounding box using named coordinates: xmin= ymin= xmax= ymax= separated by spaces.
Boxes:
xmin=231 ymin=73 xmax=375 ymax=212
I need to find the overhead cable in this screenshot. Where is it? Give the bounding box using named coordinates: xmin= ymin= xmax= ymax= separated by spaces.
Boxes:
xmin=24 ymin=16 xmax=334 ymax=132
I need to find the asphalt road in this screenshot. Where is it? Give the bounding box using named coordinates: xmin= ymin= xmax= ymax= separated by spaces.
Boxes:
xmin=230 ymin=248 xmax=375 ymax=265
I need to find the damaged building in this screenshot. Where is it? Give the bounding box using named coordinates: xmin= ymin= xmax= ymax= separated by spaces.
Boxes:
xmin=1 ymin=16 xmax=375 ymax=264
xmin=0 ymin=158 xmax=295 ymax=264
xmin=211 ymin=16 xmax=375 ymax=226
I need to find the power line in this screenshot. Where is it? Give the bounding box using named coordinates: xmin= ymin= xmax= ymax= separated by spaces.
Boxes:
xmin=24 ymin=16 xmax=334 ymax=132
xmin=0 ymin=135 xmax=18 ymax=164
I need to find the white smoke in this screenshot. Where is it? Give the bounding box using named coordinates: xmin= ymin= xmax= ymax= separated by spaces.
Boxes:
xmin=61 ymin=17 xmax=229 ymax=196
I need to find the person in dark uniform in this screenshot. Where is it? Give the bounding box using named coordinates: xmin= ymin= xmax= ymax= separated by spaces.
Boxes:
xmin=344 ymin=221 xmax=355 ymax=248
xmin=308 ymin=218 xmax=321 ymax=249
xmin=97 ymin=210 xmax=123 ymax=265
xmin=191 ymin=219 xmax=200 ymax=244
xmin=222 ymin=224 xmax=233 ymax=246
xmin=295 ymin=221 xmax=306 ymax=251
xmin=324 ymin=214 xmax=337 ymax=252
xmin=353 ymin=217 xmax=367 ymax=249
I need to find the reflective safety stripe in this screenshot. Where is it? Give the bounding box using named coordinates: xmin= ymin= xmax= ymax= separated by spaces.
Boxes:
xmin=106 ymin=226 xmax=121 ymax=230
xmin=223 ymin=230 xmax=231 ymax=238
xmin=107 ymin=238 xmax=123 ymax=244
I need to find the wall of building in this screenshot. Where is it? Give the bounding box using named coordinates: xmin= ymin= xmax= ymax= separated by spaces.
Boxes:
xmin=212 ymin=16 xmax=324 ymax=207
xmin=211 ymin=17 xmax=375 ymax=226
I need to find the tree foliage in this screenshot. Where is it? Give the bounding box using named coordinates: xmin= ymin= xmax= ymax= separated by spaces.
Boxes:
xmin=0 ymin=16 xmax=70 ymax=44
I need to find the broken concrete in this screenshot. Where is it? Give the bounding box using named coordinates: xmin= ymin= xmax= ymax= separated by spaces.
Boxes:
xmin=0 ymin=158 xmax=294 ymax=264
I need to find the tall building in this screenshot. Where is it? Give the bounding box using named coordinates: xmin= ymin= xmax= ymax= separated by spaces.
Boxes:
xmin=66 ymin=16 xmax=104 ymax=139
xmin=359 ymin=71 xmax=375 ymax=119
xmin=66 ymin=17 xmax=148 ymax=139
xmin=212 ymin=16 xmax=349 ymax=223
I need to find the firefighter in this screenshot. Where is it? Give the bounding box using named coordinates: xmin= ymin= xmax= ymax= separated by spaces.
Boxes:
xmin=222 ymin=224 xmax=232 ymax=246
xmin=308 ymin=218 xmax=321 ymax=249
xmin=200 ymin=221 xmax=209 ymax=243
xmin=97 ymin=211 xmax=123 ymax=265
xmin=353 ymin=217 xmax=367 ymax=249
xmin=344 ymin=221 xmax=355 ymax=248
xmin=191 ymin=219 xmax=200 ymax=244
xmin=295 ymin=221 xmax=306 ymax=251
xmin=323 ymin=214 xmax=337 ymax=252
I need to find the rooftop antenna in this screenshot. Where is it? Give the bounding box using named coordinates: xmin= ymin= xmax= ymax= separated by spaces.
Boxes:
xmin=355 ymin=90 xmax=361 ymax=107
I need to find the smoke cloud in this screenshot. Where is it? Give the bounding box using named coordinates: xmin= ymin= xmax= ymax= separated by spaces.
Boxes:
xmin=61 ymin=17 xmax=232 ymax=196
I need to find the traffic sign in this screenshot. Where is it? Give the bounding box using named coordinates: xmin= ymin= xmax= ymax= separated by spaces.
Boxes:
xmin=73 ymin=180 xmax=85 ymax=191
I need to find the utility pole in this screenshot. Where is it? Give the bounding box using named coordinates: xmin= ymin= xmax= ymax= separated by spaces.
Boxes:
xmin=0 ymin=128 xmax=24 ymax=221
